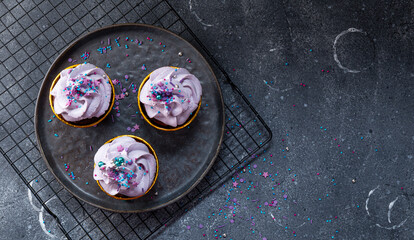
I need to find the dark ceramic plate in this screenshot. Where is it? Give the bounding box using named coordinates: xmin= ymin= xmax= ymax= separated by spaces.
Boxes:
xmin=35 ymin=24 xmax=224 ymax=212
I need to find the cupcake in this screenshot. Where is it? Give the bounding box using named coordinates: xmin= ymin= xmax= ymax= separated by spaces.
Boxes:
xmin=93 ymin=135 xmax=158 ymax=200
xmin=49 ymin=63 xmax=115 ymax=128
xmin=138 ymin=66 xmax=202 ymax=131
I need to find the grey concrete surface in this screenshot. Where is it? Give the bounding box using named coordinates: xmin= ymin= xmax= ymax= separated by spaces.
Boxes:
xmin=1 ymin=0 xmax=414 ymax=239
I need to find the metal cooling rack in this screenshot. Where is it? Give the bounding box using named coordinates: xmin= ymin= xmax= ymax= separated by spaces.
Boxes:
xmin=0 ymin=0 xmax=272 ymax=239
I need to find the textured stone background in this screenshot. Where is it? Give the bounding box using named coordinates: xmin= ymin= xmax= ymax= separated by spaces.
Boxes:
xmin=1 ymin=0 xmax=413 ymax=239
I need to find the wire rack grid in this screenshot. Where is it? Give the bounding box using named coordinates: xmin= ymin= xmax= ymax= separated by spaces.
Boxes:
xmin=0 ymin=0 xmax=272 ymax=239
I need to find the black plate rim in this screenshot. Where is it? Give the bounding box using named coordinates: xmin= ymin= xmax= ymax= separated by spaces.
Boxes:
xmin=34 ymin=23 xmax=225 ymax=213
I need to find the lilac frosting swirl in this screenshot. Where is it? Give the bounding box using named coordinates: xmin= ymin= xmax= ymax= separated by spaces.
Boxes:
xmin=93 ymin=136 xmax=157 ymax=197
xmin=50 ymin=63 xmax=112 ymax=122
xmin=139 ymin=67 xmax=202 ymax=127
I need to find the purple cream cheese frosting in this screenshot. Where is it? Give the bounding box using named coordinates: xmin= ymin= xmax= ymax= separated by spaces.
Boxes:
xmin=50 ymin=63 xmax=112 ymax=122
xmin=139 ymin=67 xmax=202 ymax=127
xmin=93 ymin=136 xmax=157 ymax=197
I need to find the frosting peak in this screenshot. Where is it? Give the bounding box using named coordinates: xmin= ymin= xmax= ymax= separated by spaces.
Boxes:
xmin=50 ymin=63 xmax=112 ymax=122
xmin=139 ymin=67 xmax=202 ymax=127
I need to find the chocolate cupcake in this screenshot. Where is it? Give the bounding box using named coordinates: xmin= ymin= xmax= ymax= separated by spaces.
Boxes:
xmin=49 ymin=63 xmax=115 ymax=128
xmin=93 ymin=135 xmax=158 ymax=200
xmin=138 ymin=66 xmax=202 ymax=131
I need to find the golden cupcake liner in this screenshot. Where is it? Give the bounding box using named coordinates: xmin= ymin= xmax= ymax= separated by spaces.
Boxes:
xmin=96 ymin=135 xmax=159 ymax=201
xmin=137 ymin=67 xmax=202 ymax=131
xmin=49 ymin=64 xmax=116 ymax=128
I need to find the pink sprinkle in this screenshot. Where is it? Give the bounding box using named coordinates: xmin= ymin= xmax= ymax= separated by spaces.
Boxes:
xmin=317 ymin=173 xmax=320 ymax=175
xmin=253 ymin=164 xmax=257 ymax=169
xmin=127 ymin=127 xmax=131 ymax=131
xmin=117 ymin=145 xmax=124 ymax=152
xmin=186 ymin=226 xmax=191 ymax=230
xmin=283 ymin=194 xmax=287 ymax=198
